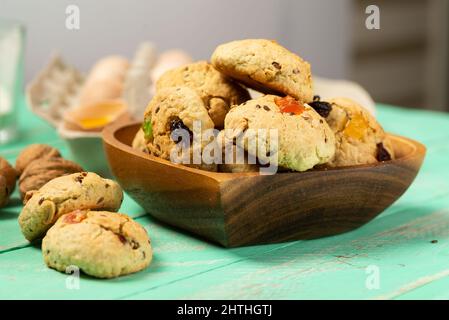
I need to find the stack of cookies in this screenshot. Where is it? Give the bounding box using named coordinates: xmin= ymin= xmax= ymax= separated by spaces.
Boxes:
xmin=135 ymin=39 xmax=394 ymax=172
xmin=18 ymin=172 xmax=153 ymax=278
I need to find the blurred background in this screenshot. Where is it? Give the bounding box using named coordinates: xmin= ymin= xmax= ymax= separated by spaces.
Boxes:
xmin=2 ymin=0 xmax=449 ymax=111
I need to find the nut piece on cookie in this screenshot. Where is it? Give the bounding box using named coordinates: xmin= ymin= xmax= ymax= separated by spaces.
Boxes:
xmin=19 ymin=158 xmax=84 ymax=199
xmin=318 ymin=97 xmax=394 ymax=167
xmin=15 ymin=144 xmax=61 ymax=175
xmin=224 ymin=95 xmax=336 ymax=172
xmin=18 ymin=172 xmax=123 ymax=241
xmin=211 ymin=39 xmax=313 ymax=103
xmin=156 ymin=61 xmax=250 ymax=128
xmin=42 ymin=210 xmax=152 ymax=278
xmin=143 ymin=86 xmax=217 ymax=171
xmin=0 ymin=157 xmax=17 ymax=208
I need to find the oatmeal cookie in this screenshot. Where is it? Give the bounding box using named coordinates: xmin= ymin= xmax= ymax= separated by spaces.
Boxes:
xmin=224 ymin=95 xmax=335 ymax=172
xmin=319 ymin=97 xmax=394 ymax=167
xmin=156 ymin=61 xmax=250 ymax=128
xmin=211 ymin=39 xmax=313 ymax=102
xmin=42 ymin=210 xmax=152 ymax=278
xmin=143 ymin=86 xmax=217 ymax=171
xmin=19 ymin=172 xmax=123 ymax=241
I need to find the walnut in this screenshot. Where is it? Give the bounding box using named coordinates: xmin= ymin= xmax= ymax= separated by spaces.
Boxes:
xmin=19 ymin=158 xmax=84 ymax=199
xmin=15 ymin=144 xmax=61 ymax=175
xmin=0 ymin=157 xmax=18 ymax=207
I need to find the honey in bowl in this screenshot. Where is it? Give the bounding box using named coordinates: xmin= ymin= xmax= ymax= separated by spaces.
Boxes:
xmin=64 ymin=100 xmax=128 ymax=132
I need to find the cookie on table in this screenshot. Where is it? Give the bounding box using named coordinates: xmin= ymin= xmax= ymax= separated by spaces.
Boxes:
xmin=42 ymin=210 xmax=152 ymax=278
xmin=143 ymin=86 xmax=217 ymax=171
xmin=314 ymin=97 xmax=394 ymax=167
xmin=224 ymin=95 xmax=336 ymax=172
xmin=156 ymin=61 xmax=250 ymax=128
xmin=19 ymin=172 xmax=123 ymax=241
xmin=211 ymin=39 xmax=313 ymax=103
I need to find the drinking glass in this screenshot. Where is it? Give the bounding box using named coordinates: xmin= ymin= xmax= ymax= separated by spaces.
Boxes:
xmin=0 ymin=19 xmax=25 ymax=145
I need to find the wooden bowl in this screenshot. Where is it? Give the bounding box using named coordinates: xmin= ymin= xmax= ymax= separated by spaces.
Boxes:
xmin=103 ymin=120 xmax=426 ymax=247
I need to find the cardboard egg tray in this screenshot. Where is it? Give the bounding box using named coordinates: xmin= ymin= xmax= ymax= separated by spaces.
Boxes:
xmin=26 ymin=42 xmax=158 ymax=128
xmin=26 ymin=54 xmax=84 ymax=127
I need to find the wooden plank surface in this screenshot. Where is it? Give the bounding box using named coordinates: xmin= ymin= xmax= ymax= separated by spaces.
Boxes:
xmin=1 ymin=98 xmax=449 ymax=299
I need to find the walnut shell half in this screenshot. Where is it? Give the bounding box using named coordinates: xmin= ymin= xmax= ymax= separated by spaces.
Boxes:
xmin=19 ymin=158 xmax=84 ymax=199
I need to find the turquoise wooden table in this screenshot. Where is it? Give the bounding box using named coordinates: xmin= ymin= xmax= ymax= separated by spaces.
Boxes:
xmin=1 ymin=96 xmax=449 ymax=300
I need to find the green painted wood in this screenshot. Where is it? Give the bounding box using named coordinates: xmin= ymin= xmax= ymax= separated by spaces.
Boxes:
xmin=128 ymin=199 xmax=449 ymax=300
xmin=0 ymin=215 xmax=291 ymax=299
xmin=0 ymin=98 xmax=449 ymax=299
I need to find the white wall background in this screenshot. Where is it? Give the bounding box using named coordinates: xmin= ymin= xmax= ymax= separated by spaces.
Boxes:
xmin=1 ymin=0 xmax=351 ymax=82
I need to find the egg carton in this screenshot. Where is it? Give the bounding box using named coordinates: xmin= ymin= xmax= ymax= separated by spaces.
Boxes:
xmin=26 ymin=42 xmax=159 ymax=128
xmin=26 ymin=54 xmax=85 ymax=127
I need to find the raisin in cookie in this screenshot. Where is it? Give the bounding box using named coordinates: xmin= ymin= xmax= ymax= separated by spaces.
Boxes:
xmin=156 ymin=61 xmax=250 ymax=128
xmin=317 ymin=97 xmax=394 ymax=167
xmin=42 ymin=210 xmax=152 ymax=278
xmin=19 ymin=172 xmax=123 ymax=241
xmin=224 ymin=95 xmax=335 ymax=172
xmin=211 ymin=39 xmax=313 ymax=103
xmin=143 ymin=86 xmax=217 ymax=171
